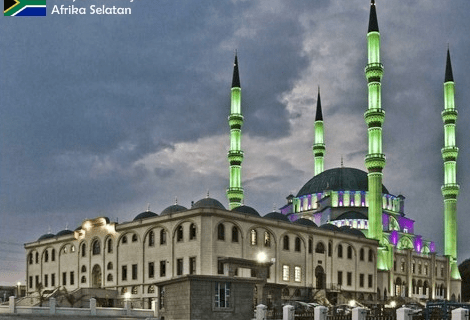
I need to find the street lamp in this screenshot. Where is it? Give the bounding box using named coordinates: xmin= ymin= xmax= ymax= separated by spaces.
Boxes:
xmin=256 ymin=252 xmax=267 ymax=263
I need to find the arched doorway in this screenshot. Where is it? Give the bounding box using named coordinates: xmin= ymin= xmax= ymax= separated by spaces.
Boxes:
xmin=315 ymin=266 xmax=325 ymax=290
xmin=92 ymin=264 xmax=102 ymax=288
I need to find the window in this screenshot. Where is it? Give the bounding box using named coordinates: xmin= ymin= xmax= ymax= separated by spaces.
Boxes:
xmin=360 ymin=248 xmax=364 ymax=261
xmin=283 ymin=235 xmax=289 ymax=250
xmin=218 ymin=259 xmax=224 ymax=275
xmin=308 ymin=239 xmax=312 ymax=254
xmin=177 ymin=258 xmax=183 ymax=276
xmin=132 ymin=234 xmax=138 ymax=242
xmin=232 ymin=226 xmax=239 ymax=243
xmin=45 ymin=250 xmax=49 ymax=262
xmin=418 ymin=263 xmax=422 ymax=274
xmin=29 ymin=253 xmax=33 ymax=265
xmin=441 ymin=266 xmax=444 ymax=277
xmin=359 ymin=274 xmax=364 ymax=287
xmin=316 ymin=242 xmax=325 ymax=254
xmin=412 ymin=262 xmax=416 ymax=273
xmin=250 ymin=229 xmax=257 ymax=246
xmin=160 ymin=260 xmax=166 ymax=277
xmin=132 ymin=286 xmax=138 ymax=294
xmin=368 ymin=249 xmax=373 ymax=262
xmin=107 ymin=262 xmax=113 ymax=270
xmin=132 ymin=264 xmax=138 ymax=280
xmin=62 ymin=272 xmax=67 ymax=286
xmin=177 ymin=226 xmax=184 ymax=242
xmin=122 ymin=236 xmax=128 ymax=244
xmin=107 ymin=274 xmax=113 ymax=282
xmin=295 ymin=237 xmax=301 ymax=252
xmin=401 ymin=261 xmax=405 ymax=272
xmin=189 ymin=257 xmax=196 ymax=275
xmin=160 ymin=229 xmax=167 ymax=245
xmin=338 ymin=271 xmax=343 ymax=286
xmin=149 ymin=262 xmax=155 ymax=278
xmin=70 ymin=272 xmax=74 ymax=285
xmin=282 ymin=265 xmax=290 ymax=281
xmin=261 ymin=231 xmax=269 ymax=247
xmin=29 ymin=276 xmax=32 ymax=289
xmin=394 ymin=260 xmax=397 ymax=271
xmin=189 ymin=224 xmax=197 ymax=240
xmin=51 ymin=273 xmax=55 ymax=287
xmin=214 ymin=282 xmax=231 ymax=308
xmin=148 ymin=285 xmax=155 ymax=294
xmin=121 ymin=287 xmax=128 ymax=295
xmin=107 ymin=239 xmax=113 ymax=253
xmin=122 ymin=265 xmax=127 ymax=281
xmin=71 ymin=245 xmax=75 ymax=253
xmin=328 ymin=242 xmax=332 ymax=256
xmin=92 ymin=240 xmax=100 ymax=255
xmin=368 ymin=274 xmax=373 ymax=288
xmin=81 ymin=243 xmax=86 ymax=257
xmin=294 ymin=266 xmax=301 ymax=282
xmin=81 ymin=265 xmax=86 ymax=273
xmin=35 ymin=276 xmax=39 ymax=288
xmin=35 ymin=252 xmax=39 ymax=263
xmin=217 ymin=224 xmax=225 ymax=241
xmin=347 ymin=272 xmax=352 ymax=286
xmin=44 ymin=274 xmax=48 ymax=287
xmin=81 ymin=276 xmax=86 ymax=284
xmin=338 ymin=244 xmax=343 ymax=258
xmin=347 ymin=246 xmax=352 ymax=259
xmin=148 ymin=231 xmax=155 ymax=247
xmin=51 ymin=249 xmax=56 ymax=261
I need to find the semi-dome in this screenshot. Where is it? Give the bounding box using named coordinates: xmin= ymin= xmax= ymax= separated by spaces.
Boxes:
xmin=319 ymin=224 xmax=341 ymax=232
xmin=296 ymin=167 xmax=389 ymax=197
xmin=264 ymin=211 xmax=290 ymax=222
xmin=161 ymin=204 xmax=187 ymax=216
xmin=232 ymin=205 xmax=260 ymax=217
xmin=333 ymin=211 xmax=368 ymax=221
xmin=38 ymin=233 xmax=55 ymax=241
xmin=294 ymin=218 xmax=318 ymax=227
xmin=193 ymin=198 xmax=226 ymax=210
xmin=133 ymin=211 xmax=158 ymax=221
xmin=56 ymin=229 xmax=74 ymax=237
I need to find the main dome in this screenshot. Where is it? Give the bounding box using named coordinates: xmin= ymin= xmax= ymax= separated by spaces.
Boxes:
xmin=296 ymin=167 xmax=389 ymax=197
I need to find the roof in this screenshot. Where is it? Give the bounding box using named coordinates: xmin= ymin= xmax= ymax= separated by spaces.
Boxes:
xmin=319 ymin=224 xmax=341 ymax=232
xmin=340 ymin=226 xmax=366 ymax=238
xmin=315 ymin=87 xmax=323 ymax=121
xmin=38 ymin=233 xmax=55 ymax=241
xmin=263 ymin=211 xmax=290 ymax=222
xmin=133 ymin=211 xmax=158 ymax=221
xmin=160 ymin=204 xmax=187 ymax=216
xmin=294 ymin=218 xmax=318 ymax=227
xmin=232 ymin=205 xmax=260 ymax=217
xmin=368 ymin=0 xmax=379 ymax=33
xmin=334 ymin=211 xmax=368 ymax=221
xmin=296 ymin=167 xmax=389 ymax=197
xmin=445 ymin=48 xmax=454 ymax=82
xmin=193 ymin=198 xmax=226 ymax=210
xmin=56 ymin=229 xmax=74 ymax=237
xmin=232 ymin=54 xmax=240 ymax=88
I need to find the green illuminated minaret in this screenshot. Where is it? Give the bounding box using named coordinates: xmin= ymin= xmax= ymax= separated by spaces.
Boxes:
xmin=227 ymin=53 xmax=244 ymax=209
xmin=441 ymin=49 xmax=460 ymax=279
xmin=364 ymin=0 xmax=386 ymax=247
xmin=313 ymin=87 xmax=325 ymax=176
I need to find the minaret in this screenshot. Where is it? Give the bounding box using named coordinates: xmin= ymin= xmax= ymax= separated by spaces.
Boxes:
xmin=313 ymin=86 xmax=325 ymax=176
xmin=441 ymin=48 xmax=460 ymax=280
xmin=364 ymin=0 xmax=386 ymax=254
xmin=227 ymin=53 xmax=244 ymax=209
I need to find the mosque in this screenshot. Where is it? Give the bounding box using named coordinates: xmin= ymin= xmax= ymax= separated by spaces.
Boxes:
xmin=24 ymin=0 xmax=461 ymax=311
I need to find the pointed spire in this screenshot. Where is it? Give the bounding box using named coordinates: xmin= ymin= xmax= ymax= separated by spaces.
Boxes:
xmin=232 ymin=51 xmax=241 ymax=88
xmin=368 ymin=0 xmax=379 ymax=33
xmin=315 ymin=86 xmax=323 ymax=121
xmin=445 ymin=48 xmax=454 ymax=82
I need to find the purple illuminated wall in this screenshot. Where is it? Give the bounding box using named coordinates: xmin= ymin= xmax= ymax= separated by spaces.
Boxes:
xmin=398 ymin=217 xmax=414 ymax=233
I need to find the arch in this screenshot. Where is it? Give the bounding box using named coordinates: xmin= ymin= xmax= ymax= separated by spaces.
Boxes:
xmin=368 ymin=249 xmax=374 ymax=262
xmin=397 ymin=237 xmax=414 ymax=250
xmin=92 ymin=265 xmax=102 ymax=288
xmin=264 ymin=230 xmax=272 ymax=247
xmin=377 ymin=288 xmax=381 ymax=300
xmin=316 ymin=242 xmax=325 ymax=254
xmin=160 ymin=229 xmax=167 ymax=245
xmin=148 ymin=285 xmax=155 ymax=294
xmin=315 ymin=266 xmax=325 ymax=289
xmin=107 ymin=262 xmax=113 ymax=270
xmin=51 ymin=249 xmax=56 ymax=261
xmin=92 ymin=239 xmax=101 ymax=255
xmin=250 ymin=229 xmax=258 ymax=246
xmin=367 ymin=294 xmax=373 ymax=301
xmin=347 ymin=245 xmax=352 ymax=259
xmin=81 ymin=242 xmax=87 ymax=257
xmin=308 ymin=238 xmax=313 ymax=254
xmin=389 ymin=216 xmax=400 ymax=231
xmin=81 ymin=276 xmax=86 ymax=284
xmin=132 ymin=286 xmax=138 ymax=294
xmin=328 ymin=241 xmax=332 ymax=257
xmin=121 ymin=287 xmax=127 ymax=295
xmin=338 ymin=244 xmax=343 ymax=258
xmin=44 ymin=249 xmax=49 ymax=262
xmin=35 ymin=252 xmax=39 ymax=263
xmin=148 ymin=231 xmax=155 ymax=246
xmin=106 ymin=237 xmax=113 ymax=253
xmin=81 ymin=265 xmax=87 ymax=273
xmin=217 ymin=223 xmax=225 ymax=241
xmin=245 ymin=225 xmax=277 ymax=247
xmin=176 ymin=225 xmax=184 ymax=242
xmin=131 ymin=234 xmax=138 ymax=242
xmin=360 ymin=248 xmax=365 ymax=261
xmin=29 ymin=252 xmax=34 ymax=264
xmin=283 ymin=235 xmax=289 ymax=250
xmin=107 ymin=274 xmax=113 ymax=282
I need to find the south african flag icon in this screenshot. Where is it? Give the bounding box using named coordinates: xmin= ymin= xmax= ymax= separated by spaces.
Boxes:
xmin=4 ymin=0 xmax=46 ymax=16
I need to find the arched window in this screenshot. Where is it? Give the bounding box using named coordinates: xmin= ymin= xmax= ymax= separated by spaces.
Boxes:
xmin=81 ymin=265 xmax=87 ymax=273
xmin=107 ymin=274 xmax=113 ymax=282
xmin=316 ymin=242 xmax=325 ymax=254
xmin=132 ymin=286 xmax=138 ymax=294
xmin=282 ymin=288 xmax=289 ymax=297
xmin=63 ymin=247 xmax=67 ymax=254
xmin=283 ymin=235 xmax=290 ymax=250
xmin=217 ymin=223 xmax=225 ymax=241
xmin=338 ymin=244 xmax=343 ymax=258
xmin=177 ymin=226 xmax=184 ymax=242
xmin=29 ymin=253 xmax=33 ymax=264
xmin=107 ymin=262 xmax=113 ymax=270
xmin=148 ymin=285 xmax=155 ymax=293
xmin=51 ymin=249 xmax=56 ymax=261
xmin=368 ymin=249 xmax=374 ymax=262
xmin=35 ymin=252 xmax=39 ymax=263
xmin=44 ymin=250 xmax=49 ymax=262
xmin=81 ymin=276 xmax=86 ymax=284
xmin=71 ymin=245 xmax=75 ymax=252
xmin=107 ymin=239 xmax=113 ymax=253
xmin=347 ymin=246 xmax=352 ymax=259
xmin=92 ymin=240 xmax=100 ymax=255
xmin=122 ymin=236 xmax=127 ymax=244
xmin=308 ymin=239 xmax=313 ymax=254
xmin=231 ymin=226 xmax=239 ymax=243
xmin=81 ymin=243 xmax=86 ymax=257
xmin=251 ymin=229 xmax=258 ymax=246
xmin=189 ymin=224 xmax=197 ymax=240
xmin=121 ymin=287 xmax=127 ymax=295
xmin=360 ymin=248 xmax=365 ymax=261
xmin=295 ymin=237 xmax=301 ymax=252
xmin=132 ymin=234 xmax=138 ymax=242
xmin=328 ymin=241 xmax=332 ymax=257
xmin=264 ymin=231 xmax=271 ymax=247
xmin=148 ymin=231 xmax=155 ymax=247
xmin=160 ymin=229 xmax=167 ymax=245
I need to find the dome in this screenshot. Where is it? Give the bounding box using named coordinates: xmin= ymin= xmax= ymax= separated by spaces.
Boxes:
xmin=38 ymin=233 xmax=55 ymax=241
xmin=192 ymin=198 xmax=226 ymax=210
xmin=333 ymin=211 xmax=368 ymax=221
xmin=319 ymin=224 xmax=341 ymax=232
xmin=232 ymin=205 xmax=260 ymax=217
xmin=296 ymin=167 xmax=389 ymax=197
xmin=340 ymin=226 xmax=366 ymax=238
xmin=133 ymin=211 xmax=158 ymax=221
xmin=294 ymin=218 xmax=318 ymax=227
xmin=264 ymin=211 xmax=290 ymax=222
xmin=161 ymin=204 xmax=187 ymax=215
xmin=56 ymin=229 xmax=74 ymax=237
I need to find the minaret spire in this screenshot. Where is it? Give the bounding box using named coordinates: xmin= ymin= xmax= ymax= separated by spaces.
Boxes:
xmin=364 ymin=0 xmax=388 ymax=269
xmin=313 ymin=86 xmax=325 ymax=176
xmin=227 ymin=52 xmax=244 ymax=209
xmin=441 ymin=48 xmax=460 ymax=281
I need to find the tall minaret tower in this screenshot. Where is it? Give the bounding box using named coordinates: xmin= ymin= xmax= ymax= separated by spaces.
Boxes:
xmin=227 ymin=53 xmax=244 ymax=209
xmin=364 ymin=0 xmax=386 ymax=250
xmin=313 ymin=87 xmax=325 ymax=176
xmin=441 ymin=49 xmax=460 ymax=280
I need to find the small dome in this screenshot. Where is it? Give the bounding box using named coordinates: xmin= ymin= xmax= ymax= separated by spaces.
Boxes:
xmin=56 ymin=229 xmax=74 ymax=237
xmin=38 ymin=233 xmax=55 ymax=241
xmin=192 ymin=198 xmax=225 ymax=210
xmin=161 ymin=204 xmax=188 ymax=216
xmin=319 ymin=224 xmax=341 ymax=232
xmin=294 ymin=218 xmax=318 ymax=227
xmin=333 ymin=211 xmax=367 ymax=221
xmin=232 ymin=205 xmax=260 ymax=217
xmin=341 ymin=227 xmax=366 ymax=238
xmin=133 ymin=211 xmax=158 ymax=221
xmin=264 ymin=211 xmax=290 ymax=222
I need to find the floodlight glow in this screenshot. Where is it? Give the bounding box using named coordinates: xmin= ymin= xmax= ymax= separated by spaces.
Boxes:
xmin=257 ymin=252 xmax=267 ymax=263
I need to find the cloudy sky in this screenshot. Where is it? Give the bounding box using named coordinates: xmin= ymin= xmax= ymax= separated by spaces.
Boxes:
xmin=1 ymin=0 xmax=469 ymax=286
